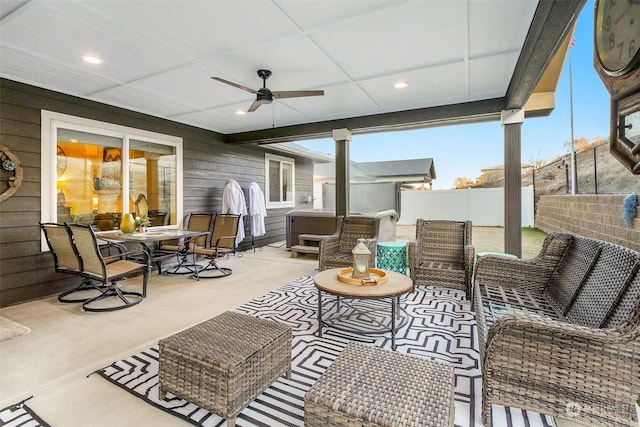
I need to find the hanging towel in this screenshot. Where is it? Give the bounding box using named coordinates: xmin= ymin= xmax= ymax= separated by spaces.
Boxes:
xmin=222 ymin=180 xmax=247 ymax=245
xmin=248 ymin=182 xmax=267 ymax=237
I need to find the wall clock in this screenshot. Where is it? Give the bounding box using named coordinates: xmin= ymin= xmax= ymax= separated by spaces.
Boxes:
xmin=594 ymin=0 xmax=640 ymax=76
xmin=0 ymin=144 xmax=24 ymax=202
xmin=594 ymin=0 xmax=640 ymax=174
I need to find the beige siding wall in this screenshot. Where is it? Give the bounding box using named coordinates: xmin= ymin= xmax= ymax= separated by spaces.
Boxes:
xmin=0 ymin=79 xmax=313 ymax=307
xmin=535 ymin=194 xmax=640 ymax=251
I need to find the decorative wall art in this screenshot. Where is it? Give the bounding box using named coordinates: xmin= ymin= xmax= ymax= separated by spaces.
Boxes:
xmin=0 ymin=144 xmax=23 ymax=203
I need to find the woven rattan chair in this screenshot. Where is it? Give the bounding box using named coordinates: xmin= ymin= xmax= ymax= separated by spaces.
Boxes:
xmin=67 ymin=224 xmax=150 ymax=312
xmin=40 ymin=222 xmax=104 ymax=303
xmin=161 ymin=213 xmax=213 ymax=277
xmin=318 ymin=215 xmax=380 ymax=271
xmin=475 ymin=232 xmax=640 ymax=426
xmin=407 ymin=219 xmax=474 ymax=297
xmin=188 ymin=214 xmax=240 ymax=279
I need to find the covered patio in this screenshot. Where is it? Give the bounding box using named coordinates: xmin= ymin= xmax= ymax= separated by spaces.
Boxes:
xmin=4 ymin=0 xmax=637 ymax=426
xmin=0 ymin=1 xmax=583 ymax=301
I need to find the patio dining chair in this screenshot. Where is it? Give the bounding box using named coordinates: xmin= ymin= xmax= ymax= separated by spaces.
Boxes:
xmin=160 ymin=213 xmax=213 ymax=277
xmin=407 ymin=219 xmax=475 ymax=298
xmin=318 ymin=215 xmax=380 ymax=271
xmin=188 ymin=213 xmax=240 ymax=279
xmin=40 ymin=222 xmax=104 ymax=303
xmin=67 ymin=223 xmax=150 ymax=312
xmin=149 ymin=210 xmax=169 ymax=226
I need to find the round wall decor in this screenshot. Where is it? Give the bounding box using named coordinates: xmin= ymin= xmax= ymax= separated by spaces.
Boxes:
xmin=0 ymin=144 xmax=24 ymax=202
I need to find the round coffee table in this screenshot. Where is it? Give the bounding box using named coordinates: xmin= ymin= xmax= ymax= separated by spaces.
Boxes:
xmin=314 ymin=268 xmax=413 ymax=350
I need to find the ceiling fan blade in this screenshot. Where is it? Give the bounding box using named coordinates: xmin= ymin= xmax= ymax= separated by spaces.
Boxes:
xmin=272 ymin=90 xmax=324 ymax=99
xmin=211 ymin=77 xmax=257 ymax=94
xmin=246 ymin=100 xmax=261 ymax=112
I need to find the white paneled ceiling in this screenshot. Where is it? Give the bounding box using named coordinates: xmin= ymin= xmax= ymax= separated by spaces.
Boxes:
xmin=1 ymin=0 xmax=567 ymax=136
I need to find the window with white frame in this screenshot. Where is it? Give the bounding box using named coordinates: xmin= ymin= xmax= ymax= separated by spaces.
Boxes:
xmin=265 ymin=153 xmax=295 ymax=208
xmin=41 ymin=111 xmax=183 ymax=240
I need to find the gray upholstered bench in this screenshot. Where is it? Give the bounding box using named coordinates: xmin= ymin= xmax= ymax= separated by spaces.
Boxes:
xmin=305 ymin=342 xmax=455 ymax=427
xmin=158 ymin=311 xmax=292 ymax=427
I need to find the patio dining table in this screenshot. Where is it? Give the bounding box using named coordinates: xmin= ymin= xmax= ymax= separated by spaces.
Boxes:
xmin=98 ymin=228 xmax=209 ymax=275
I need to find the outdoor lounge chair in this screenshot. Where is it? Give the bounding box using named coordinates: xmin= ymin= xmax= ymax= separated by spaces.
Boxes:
xmin=407 ymin=219 xmax=475 ymax=297
xmin=318 ymin=215 xmax=380 ymax=271
xmin=40 ymin=222 xmax=104 ymax=303
xmin=160 ymin=213 xmax=213 ymax=277
xmin=67 ymin=223 xmax=150 ymax=312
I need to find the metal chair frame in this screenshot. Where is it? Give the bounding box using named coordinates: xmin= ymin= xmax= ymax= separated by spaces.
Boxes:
xmin=40 ymin=222 xmax=104 ymax=303
xmin=66 ymin=223 xmax=150 ymax=312
xmin=190 ymin=214 xmax=240 ymax=280
xmin=161 ymin=213 xmax=214 ymax=277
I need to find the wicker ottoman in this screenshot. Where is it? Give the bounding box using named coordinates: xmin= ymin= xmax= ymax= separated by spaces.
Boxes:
xmin=304 ymin=343 xmax=455 ymax=427
xmin=158 ymin=311 xmax=292 ymax=427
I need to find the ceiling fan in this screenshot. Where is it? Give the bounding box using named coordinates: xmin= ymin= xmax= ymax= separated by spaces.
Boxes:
xmin=211 ymin=69 xmax=325 ymax=112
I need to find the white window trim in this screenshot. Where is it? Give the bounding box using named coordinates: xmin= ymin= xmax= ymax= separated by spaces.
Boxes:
xmin=41 ymin=110 xmax=183 ymax=250
xmin=265 ymin=153 xmax=295 ymax=209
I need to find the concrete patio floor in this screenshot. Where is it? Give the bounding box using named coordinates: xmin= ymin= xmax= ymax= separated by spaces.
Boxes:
xmin=0 ymin=227 xmax=580 ymax=427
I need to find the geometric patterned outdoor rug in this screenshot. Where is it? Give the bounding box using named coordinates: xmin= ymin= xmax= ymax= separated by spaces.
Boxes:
xmin=96 ymin=272 xmax=556 ymax=427
xmin=0 ymin=397 xmax=50 ymax=427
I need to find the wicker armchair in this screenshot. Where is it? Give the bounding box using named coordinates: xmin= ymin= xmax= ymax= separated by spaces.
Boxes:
xmin=318 ymin=215 xmax=380 ymax=271
xmin=407 ymin=219 xmax=474 ymax=297
xmin=475 ymin=232 xmax=640 ymax=426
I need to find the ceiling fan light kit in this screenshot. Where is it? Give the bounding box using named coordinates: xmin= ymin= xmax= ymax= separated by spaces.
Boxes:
xmin=211 ymin=69 xmax=324 ymax=113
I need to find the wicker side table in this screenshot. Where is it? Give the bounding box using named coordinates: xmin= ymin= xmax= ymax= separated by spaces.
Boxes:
xmin=158 ymin=311 xmax=292 ymax=427
xmin=305 ymin=342 xmax=455 ymax=427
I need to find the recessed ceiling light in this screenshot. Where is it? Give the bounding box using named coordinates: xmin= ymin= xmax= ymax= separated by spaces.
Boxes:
xmin=394 ymin=81 xmax=408 ymax=89
xmin=235 ymin=110 xmax=246 ymax=115
xmin=83 ymin=56 xmax=103 ymax=64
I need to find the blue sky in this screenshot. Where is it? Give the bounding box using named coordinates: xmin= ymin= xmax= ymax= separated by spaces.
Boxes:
xmin=296 ymin=0 xmax=610 ymax=190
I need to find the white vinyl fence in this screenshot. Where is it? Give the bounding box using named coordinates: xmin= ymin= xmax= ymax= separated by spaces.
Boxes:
xmin=398 ymin=186 xmax=534 ymax=227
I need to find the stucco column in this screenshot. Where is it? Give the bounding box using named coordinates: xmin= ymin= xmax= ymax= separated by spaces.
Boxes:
xmin=333 ymin=128 xmax=352 ymax=217
xmin=502 ymin=109 xmax=524 ymax=258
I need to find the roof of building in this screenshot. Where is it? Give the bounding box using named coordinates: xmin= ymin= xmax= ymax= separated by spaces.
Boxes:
xmin=358 ymin=159 xmax=436 ymax=180
xmin=264 ymin=143 xmax=333 ymax=163
xmin=315 ymin=158 xmax=436 ymax=182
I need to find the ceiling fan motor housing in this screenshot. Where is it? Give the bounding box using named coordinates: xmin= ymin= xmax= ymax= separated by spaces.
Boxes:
xmin=211 ymin=68 xmax=323 ymax=111
xmin=256 ymin=87 xmax=273 ymax=103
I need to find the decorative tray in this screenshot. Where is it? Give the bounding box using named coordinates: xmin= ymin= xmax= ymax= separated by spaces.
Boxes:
xmin=337 ymin=267 xmax=388 ymax=286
